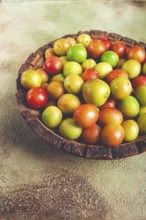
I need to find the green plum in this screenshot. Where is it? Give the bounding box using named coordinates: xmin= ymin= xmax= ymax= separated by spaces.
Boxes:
xmin=118 ymin=95 xmax=140 ymax=118
xmin=53 ymin=38 xmax=72 ymax=56
xmin=59 ymin=118 xmax=82 ymax=140
xmin=82 ymin=79 xmax=110 ymax=107
xmin=95 ymin=62 xmax=113 ymax=79
xmin=21 ymin=69 xmax=42 ymax=89
xmin=42 ymin=106 xmax=62 ymax=128
xmin=52 ymin=74 xmax=65 ymax=83
xmin=122 ymin=120 xmax=139 ymax=142
xmin=67 ymin=44 xmax=87 ymax=63
xmin=134 ymin=85 xmax=146 ymax=106
xmin=110 ymin=77 xmax=133 ymax=100
xmin=77 ymin=34 xmax=92 ymax=47
xmin=122 ymin=59 xmax=141 ymax=79
xmin=101 ymin=50 xmax=119 ymax=67
xmin=63 ymin=61 xmax=82 ymax=76
xmin=137 ymin=113 xmax=146 ymax=134
xmin=81 ymin=58 xmax=96 ymax=71
xmin=142 ymin=63 xmax=146 ymax=75
xmin=64 ymin=74 xmax=84 ymax=94
xmin=139 ymin=106 xmax=146 ymax=115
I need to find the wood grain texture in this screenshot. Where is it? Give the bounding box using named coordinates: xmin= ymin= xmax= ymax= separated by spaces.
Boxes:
xmin=16 ymin=30 xmax=146 ymax=160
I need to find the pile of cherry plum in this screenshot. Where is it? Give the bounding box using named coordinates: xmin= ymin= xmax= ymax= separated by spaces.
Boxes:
xmin=20 ymin=33 xmax=146 ymax=147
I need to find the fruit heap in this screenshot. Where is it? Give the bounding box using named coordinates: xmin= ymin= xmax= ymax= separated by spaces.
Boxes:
xmin=20 ymin=33 xmax=146 ymax=147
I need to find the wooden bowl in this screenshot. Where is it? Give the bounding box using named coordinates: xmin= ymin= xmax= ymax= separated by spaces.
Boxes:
xmin=16 ymin=30 xmax=146 ymax=160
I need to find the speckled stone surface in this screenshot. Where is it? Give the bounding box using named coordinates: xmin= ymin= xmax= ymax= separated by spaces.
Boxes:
xmin=0 ymin=1 xmax=146 ymax=220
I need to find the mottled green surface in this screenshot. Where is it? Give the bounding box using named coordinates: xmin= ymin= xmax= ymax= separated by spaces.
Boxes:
xmin=0 ymin=1 xmax=146 ymax=220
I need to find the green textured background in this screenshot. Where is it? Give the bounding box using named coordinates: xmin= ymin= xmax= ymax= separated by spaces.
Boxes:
xmin=0 ymin=1 xmax=146 ymax=219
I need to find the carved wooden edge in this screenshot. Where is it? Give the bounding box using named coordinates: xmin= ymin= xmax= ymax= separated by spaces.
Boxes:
xmin=16 ymin=30 xmax=146 ymax=160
